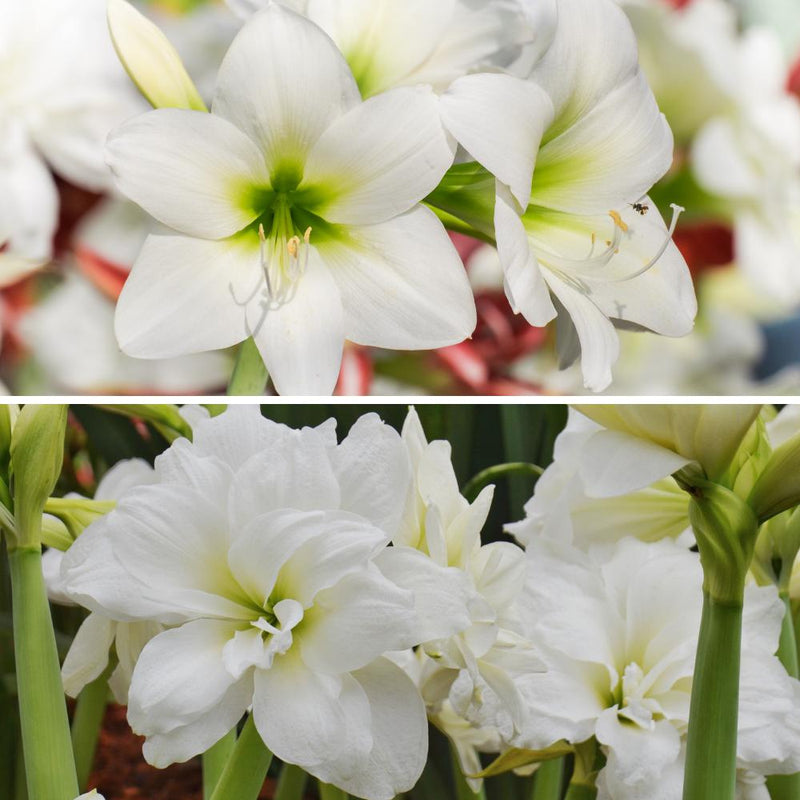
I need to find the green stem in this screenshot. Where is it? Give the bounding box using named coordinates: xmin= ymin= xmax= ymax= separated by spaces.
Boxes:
xmin=682 ymin=594 xmax=743 ymax=800
xmin=564 ymin=783 xmax=597 ymax=800
xmin=208 ymin=715 xmax=272 ymax=800
xmin=532 ymin=758 xmax=564 ymax=800
xmin=274 ymin=763 xmax=307 ymax=800
xmin=318 ymin=782 xmax=349 ymax=800
xmin=203 ymin=727 xmax=237 ymax=799
xmin=451 ymin=747 xmax=486 ymax=800
xmin=8 ymin=545 xmax=78 ymax=800
xmin=766 ymin=594 xmax=800 ymax=800
xmin=227 ymin=338 xmax=269 ymax=396
xmin=462 ymin=462 xmax=544 ymax=504
xmin=71 ymin=666 xmax=111 ymax=790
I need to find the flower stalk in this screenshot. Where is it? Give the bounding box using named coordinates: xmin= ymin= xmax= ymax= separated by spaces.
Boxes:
xmin=71 ymin=664 xmax=113 ymax=791
xmin=202 ymin=728 xmax=237 ymax=799
xmin=274 ymin=763 xmax=308 ymax=800
xmin=208 ymin=716 xmax=272 ymax=800
xmin=531 ymin=758 xmax=564 ymax=800
xmin=227 ymin=337 xmax=269 ymax=397
xmin=8 ymin=544 xmax=79 ymax=800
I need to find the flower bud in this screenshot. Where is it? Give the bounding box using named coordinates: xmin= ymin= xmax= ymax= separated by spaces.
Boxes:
xmin=9 ymin=405 xmax=68 ymax=550
xmin=748 ymin=430 xmax=800 ymax=522
xmin=107 ymin=0 xmax=207 ymax=112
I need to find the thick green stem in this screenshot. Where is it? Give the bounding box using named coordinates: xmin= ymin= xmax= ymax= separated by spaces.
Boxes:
xmin=532 ymin=758 xmax=564 ymax=800
xmin=564 ymin=783 xmax=597 ymax=800
xmin=202 ymin=727 xmax=237 ymax=799
xmin=71 ymin=667 xmax=111 ymax=790
xmin=451 ymin=746 xmax=486 ymax=800
xmin=9 ymin=545 xmax=78 ymax=800
xmin=274 ymin=762 xmax=307 ymax=800
xmin=682 ymin=594 xmax=743 ymax=800
xmin=208 ymin=715 xmax=272 ymax=800
xmin=227 ymin=338 xmax=269 ymax=396
xmin=766 ymin=594 xmax=800 ymax=800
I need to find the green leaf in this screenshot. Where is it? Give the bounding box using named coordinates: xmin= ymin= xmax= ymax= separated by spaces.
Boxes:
xmin=472 ymin=743 xmax=573 ymax=779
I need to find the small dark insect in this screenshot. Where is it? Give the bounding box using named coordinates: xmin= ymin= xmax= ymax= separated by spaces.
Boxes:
xmin=632 ymin=202 xmax=650 ymax=215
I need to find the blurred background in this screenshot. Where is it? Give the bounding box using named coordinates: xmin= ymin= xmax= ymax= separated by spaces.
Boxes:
xmin=3 ymin=0 xmax=800 ymax=395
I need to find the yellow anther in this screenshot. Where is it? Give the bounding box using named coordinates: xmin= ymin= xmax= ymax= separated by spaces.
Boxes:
xmin=304 ymin=226 xmax=312 ymax=244
xmin=258 ymin=223 xmax=266 ymax=242
xmin=609 ymin=210 xmax=629 ymax=232
xmin=287 ymin=236 xmax=300 ymax=258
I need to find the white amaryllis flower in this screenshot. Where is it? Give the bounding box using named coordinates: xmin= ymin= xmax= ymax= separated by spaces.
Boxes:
xmin=516 ymin=537 xmax=800 ymax=799
xmin=442 ymin=0 xmax=696 ymax=391
xmin=75 ymin=792 xmax=105 ymax=800
xmin=388 ymin=409 xmax=541 ymax=750
xmin=42 ymin=458 xmax=163 ymax=703
xmin=0 ymin=0 xmax=137 ymax=277
xmin=108 ymin=4 xmax=475 ymax=395
xmin=507 ymin=408 xmax=691 ymax=553
xmin=61 ymin=406 xmax=470 ymax=799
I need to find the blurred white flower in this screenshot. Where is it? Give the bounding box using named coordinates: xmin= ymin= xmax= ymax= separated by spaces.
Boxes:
xmin=61 ymin=407 xmax=469 ymax=800
xmin=17 ymin=269 xmax=232 ymax=395
xmin=108 ymin=4 xmax=474 ymax=395
xmin=516 ymin=537 xmax=800 ymax=798
xmin=0 ymin=0 xmax=138 ymax=274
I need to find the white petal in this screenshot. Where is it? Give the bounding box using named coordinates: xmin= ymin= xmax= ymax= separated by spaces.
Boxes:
xmin=305 ymin=0 xmax=455 ymax=95
xmin=252 ymin=250 xmax=344 ymax=396
xmin=532 ymin=71 xmax=673 ymax=215
xmin=333 ymin=413 xmax=412 ymax=536
xmin=115 ymin=234 xmax=261 ymax=358
xmin=300 ymin=566 xmax=415 ymax=674
xmin=578 ymin=430 xmax=691 ymax=498
xmin=320 ymin=207 xmax=476 ymax=349
xmin=95 ymin=458 xmax=156 ymax=500
xmin=441 ymin=72 xmax=554 ymax=209
xmin=106 ymin=109 xmax=268 ymax=238
xmin=228 ymin=434 xmax=339 ymax=530
xmin=274 ymin=518 xmax=390 ymax=608
xmin=545 ymin=272 xmax=620 ymax=392
xmin=375 ymin=547 xmax=473 ymax=643
xmin=301 ymin=86 xmax=455 ymax=225
xmin=109 ymin=621 xmax=164 ymax=704
xmin=227 ymin=509 xmax=383 ymax=607
xmin=61 ymin=614 xmax=116 ymax=698
xmin=212 ymin=4 xmax=360 ymax=174
xmin=596 ymin=708 xmax=681 ymax=786
xmin=329 ymin=658 xmax=428 ymax=800
xmin=128 ymin=619 xmax=248 ymax=755
xmin=494 ymin=182 xmax=556 ymax=326
xmin=253 ymin=655 xmax=372 ymax=772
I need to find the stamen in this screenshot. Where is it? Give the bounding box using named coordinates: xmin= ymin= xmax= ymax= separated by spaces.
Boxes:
xmin=258 ymin=223 xmax=274 ymax=298
xmin=611 ymin=203 xmax=684 ymax=283
xmin=609 ymin=209 xmax=629 ymax=233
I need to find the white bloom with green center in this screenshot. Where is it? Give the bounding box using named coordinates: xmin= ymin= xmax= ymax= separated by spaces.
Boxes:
xmin=0 ymin=0 xmax=137 ymax=279
xmin=516 ymin=537 xmax=800 ymax=799
xmin=61 ymin=406 xmax=471 ymax=799
xmin=108 ymin=5 xmax=475 ymax=395
xmin=440 ymin=0 xmax=697 ymax=391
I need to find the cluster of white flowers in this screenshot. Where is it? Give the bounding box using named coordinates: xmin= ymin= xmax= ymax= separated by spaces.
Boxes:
xmin=1 ymin=0 xmax=700 ymax=395
xmin=51 ymin=405 xmax=800 ymax=799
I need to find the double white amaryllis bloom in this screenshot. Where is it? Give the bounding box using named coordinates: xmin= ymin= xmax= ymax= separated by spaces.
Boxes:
xmin=0 ymin=0 xmax=136 ymax=279
xmin=61 ymin=406 xmax=472 ymax=800
xmin=109 ymin=4 xmax=476 ymax=395
xmin=516 ymin=537 xmax=800 ymax=799
xmin=442 ymin=0 xmax=696 ymax=391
